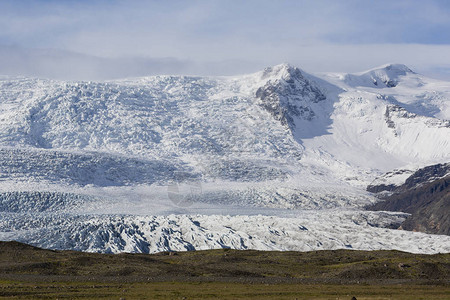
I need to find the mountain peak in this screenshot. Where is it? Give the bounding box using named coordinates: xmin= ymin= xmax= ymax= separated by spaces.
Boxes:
xmin=374 ymin=63 xmax=415 ymax=75
xmin=346 ymin=63 xmax=415 ymax=88
xmin=260 ymin=63 xmax=303 ymax=81
xmin=255 ymin=63 xmax=326 ymax=129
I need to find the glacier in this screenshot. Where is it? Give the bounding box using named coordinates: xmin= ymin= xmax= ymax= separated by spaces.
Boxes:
xmin=0 ymin=63 xmax=449 ymax=254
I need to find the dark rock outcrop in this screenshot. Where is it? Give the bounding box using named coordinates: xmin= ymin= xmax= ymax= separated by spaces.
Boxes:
xmin=367 ymin=163 xmax=450 ymax=235
xmin=255 ymin=65 xmax=326 ymax=129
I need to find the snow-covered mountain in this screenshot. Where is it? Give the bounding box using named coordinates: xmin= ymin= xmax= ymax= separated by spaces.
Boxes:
xmin=0 ymin=63 xmax=449 ymax=254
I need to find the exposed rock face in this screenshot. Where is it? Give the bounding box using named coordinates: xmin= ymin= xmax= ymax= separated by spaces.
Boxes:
xmin=255 ymin=65 xmax=326 ymax=129
xmin=367 ymin=163 xmax=450 ymax=235
xmin=385 ymin=104 xmax=450 ymax=130
xmin=384 ymin=105 xmax=417 ymax=136
xmin=368 ymin=163 xmax=450 ymax=194
xmin=402 ymin=163 xmax=450 ymax=190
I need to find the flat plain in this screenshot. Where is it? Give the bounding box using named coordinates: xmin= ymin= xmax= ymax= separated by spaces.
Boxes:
xmin=1 ymin=241 xmax=449 ymax=299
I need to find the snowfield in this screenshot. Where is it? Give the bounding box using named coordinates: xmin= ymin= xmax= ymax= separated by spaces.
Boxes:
xmin=0 ymin=63 xmax=449 ymax=253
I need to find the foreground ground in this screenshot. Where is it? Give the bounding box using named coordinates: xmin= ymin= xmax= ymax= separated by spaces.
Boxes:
xmin=2 ymin=281 xmax=449 ymax=299
xmin=0 ymin=241 xmax=449 ymax=299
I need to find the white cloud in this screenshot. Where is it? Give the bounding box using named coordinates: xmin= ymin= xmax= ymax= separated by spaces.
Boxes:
xmin=0 ymin=1 xmax=450 ymax=79
xmin=2 ymin=43 xmax=450 ymax=81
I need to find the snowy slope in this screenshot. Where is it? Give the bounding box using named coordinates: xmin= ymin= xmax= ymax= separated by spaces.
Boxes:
xmin=303 ymin=64 xmax=450 ymax=178
xmin=0 ymin=63 xmax=449 ymax=254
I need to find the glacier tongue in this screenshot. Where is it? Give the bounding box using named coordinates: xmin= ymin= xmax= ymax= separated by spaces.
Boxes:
xmin=0 ymin=63 xmax=449 ymax=254
xmin=2 ymin=211 xmax=449 ymax=254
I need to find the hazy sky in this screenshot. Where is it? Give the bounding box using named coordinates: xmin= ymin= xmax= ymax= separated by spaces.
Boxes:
xmin=1 ymin=0 xmax=450 ymax=80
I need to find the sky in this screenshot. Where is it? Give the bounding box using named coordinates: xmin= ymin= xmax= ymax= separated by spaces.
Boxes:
xmin=1 ymin=0 xmax=450 ymax=80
